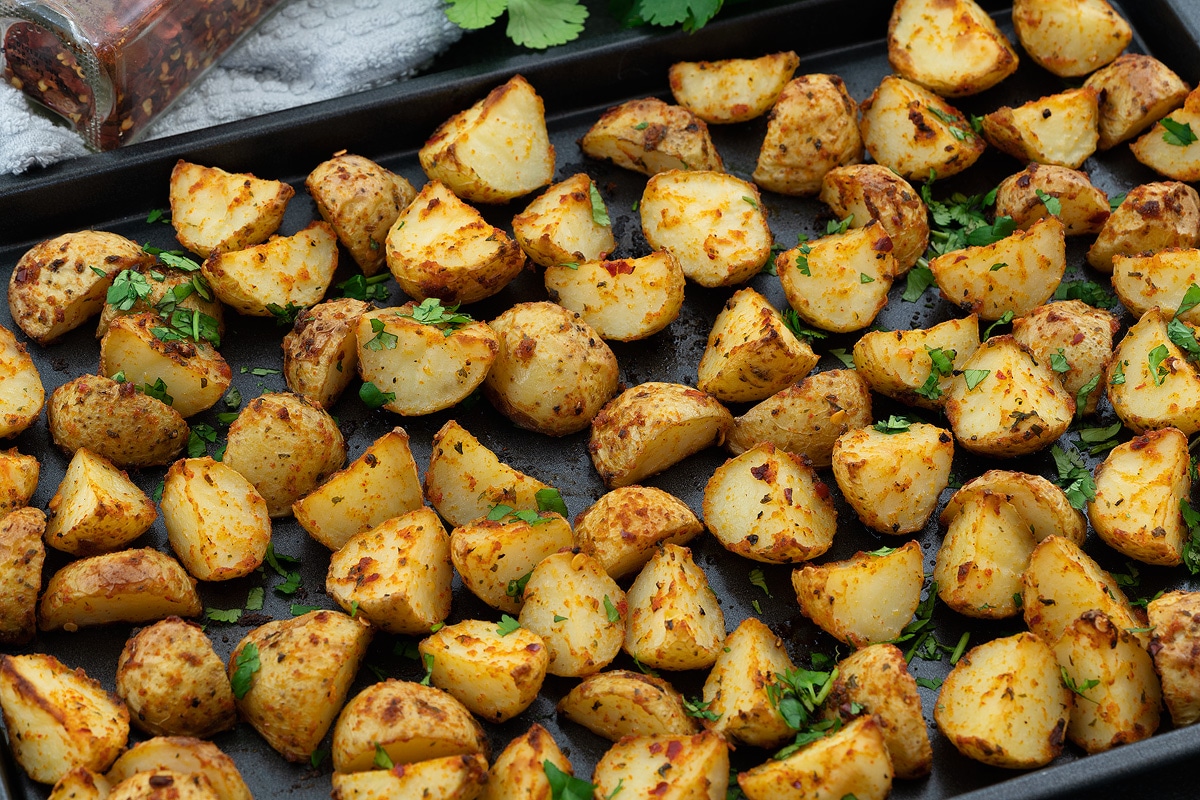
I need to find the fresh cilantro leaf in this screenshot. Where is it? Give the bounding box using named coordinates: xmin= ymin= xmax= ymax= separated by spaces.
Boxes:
xmin=829 ymin=348 xmax=855 ymax=369
xmin=216 ymin=412 xmax=239 ymax=425
xmin=553 ymin=614 xmax=568 ymax=622
xmin=1054 ymin=280 xmax=1117 ymax=308
xmin=419 ymin=653 xmax=435 ymax=685
xmin=511 ymin=509 xmax=543 ymax=525
xmin=444 ymin=0 xmax=507 ymax=28
xmin=506 ymin=0 xmax=589 ymax=48
xmin=536 ymin=487 xmax=569 ymax=517
xmin=630 ymin=0 xmax=722 ymax=32
xmin=245 ymin=587 xmax=264 ymax=611
xmin=866 ymin=545 xmax=898 ymax=557
xmin=310 ymin=748 xmax=328 ymax=769
xmin=859 ymin=272 xmax=875 ymax=284
xmin=873 ymin=415 xmax=912 ymax=434
xmin=360 ymin=381 xmax=396 ymax=409
xmin=543 ymin=760 xmax=597 ymax=800
xmin=1109 ymin=192 xmax=1127 ymax=211
xmin=338 ymin=273 xmax=390 ymax=302
xmin=398 ymin=298 xmax=474 ymax=336
xmin=487 ymin=503 xmax=514 ymax=522
xmin=902 ymin=263 xmax=936 ymax=302
xmin=1148 ymin=343 xmax=1171 ymax=386
xmin=1060 ymin=666 xmax=1099 ymax=701
xmin=1161 ymin=117 xmax=1198 ymax=147
xmin=1181 ymin=498 xmax=1200 ymax=575
xmin=205 ymin=607 xmax=241 ymax=624
xmin=1051 ymin=444 xmax=1096 ymax=511
xmin=156 ymin=249 xmax=201 ymax=272
xmin=141 ymin=378 xmax=173 ymax=405
xmin=1179 ymin=284 xmax=1200 ymax=317
xmin=1111 ymin=561 xmax=1141 ymax=589
xmin=1078 ymin=422 xmax=1123 ymax=456
xmin=915 ymin=346 xmax=956 ymax=401
xmin=230 ymin=643 xmax=260 ymax=698
xmin=276 ymin=572 xmax=302 ymax=596
xmin=683 ymin=696 xmax=721 ymax=721
xmin=374 ymin=743 xmax=394 ymax=769
xmin=604 ymin=594 xmax=621 ymax=623
xmin=915 ymin=677 xmax=942 ymax=690
xmin=782 ymin=309 xmax=826 ymax=343
xmin=364 ymin=318 xmax=398 ymax=351
xmin=749 ymin=568 xmax=772 ymax=597
xmin=589 ymin=182 xmax=611 ymax=226
xmin=826 ymin=215 xmax=853 ymax=235
xmin=497 ymin=615 xmax=521 ymax=636
xmin=506 ymin=571 xmax=533 ymax=600
xmin=1167 ymin=318 xmax=1200 ymax=358
xmin=1050 ymin=349 xmax=1071 ymax=373
xmin=963 ymin=369 xmax=989 ymax=391
xmin=982 ymin=310 xmax=1015 ymax=338
xmin=264 ymin=542 xmax=300 ymax=577
xmin=224 ymin=386 xmax=242 ymax=410
xmin=1034 ymin=188 xmax=1062 ymax=216
xmin=1111 ymin=359 xmax=1127 ymax=386
xmin=266 ymin=302 xmax=302 ymax=326
xmin=1075 ymin=373 xmax=1101 ymax=422
xmin=107 ymin=269 xmax=152 ymax=310
xmin=794 ymin=239 xmax=812 ymax=276
xmin=290 ymin=604 xmax=321 ymax=616
xmin=187 ymin=424 xmax=218 ymax=458
xmin=966 ymin=216 xmax=1016 ymax=247
xmin=146 ymin=208 xmax=170 ymax=224
xmin=925 ymin=105 xmax=971 ymax=140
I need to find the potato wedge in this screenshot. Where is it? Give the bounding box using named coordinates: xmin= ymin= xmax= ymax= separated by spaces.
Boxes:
xmin=702 ymin=618 xmax=796 ymax=749
xmin=852 ymin=316 xmax=980 ymax=409
xmin=669 ymin=52 xmax=799 ymax=124
xmin=420 ymin=74 xmax=555 ymax=204
xmin=282 ymin=297 xmax=371 ymax=408
xmin=0 ymin=507 xmax=45 ymax=646
xmin=0 ymin=448 xmax=39 ymax=514
xmin=544 ymin=250 xmax=685 ymax=342
xmin=450 ymin=512 xmax=574 ymax=614
xmin=981 ymin=88 xmax=1099 ymax=169
xmin=1114 ymin=248 xmax=1200 ymax=324
xmin=513 ymin=173 xmax=615 ymax=268
xmin=1132 ymin=90 xmax=1200 ymax=181
xmin=0 ymin=322 xmax=42 ymax=438
xmin=330 ymin=754 xmax=488 ymax=800
xmin=97 ymin=264 xmax=226 ymax=341
xmin=482 ymin=724 xmax=571 ymax=800
xmin=106 ymin=737 xmax=251 ymax=800
xmin=625 ymin=543 xmax=725 ymax=671
xmin=558 ymin=670 xmax=700 ymax=741
xmin=1088 ymin=182 xmax=1200 ymax=273
xmin=594 ymin=732 xmax=728 ymax=800
xmin=738 ymin=716 xmax=892 ymax=800
xmin=1107 ymin=307 xmax=1200 ymax=435
xmin=39 ymin=548 xmax=201 ymax=632
xmin=820 ymin=164 xmax=929 ymax=272
xmin=573 ymin=485 xmax=702 ymax=580
xmin=44 ymin=447 xmax=156 ymax=556
xmin=887 ymin=0 xmax=1018 ymax=96
xmin=1085 ymin=54 xmax=1190 ymax=150
xmin=116 ymin=619 xmax=236 ymax=738
xmin=107 ymin=769 xmax=218 ymax=800
xmin=1147 ymin=590 xmax=1200 ymax=726
xmin=580 ymin=97 xmax=723 ymax=176
xmin=994 ymin=163 xmax=1111 ymax=236
xmin=752 ymin=73 xmax=863 ymax=196
xmin=200 ymin=221 xmax=338 ymax=317
xmin=169 ymin=160 xmax=293 ymax=258
xmin=934 ymin=491 xmax=1036 ymax=619
xmin=1012 ymin=0 xmax=1132 ymax=77
xmin=589 ymin=382 xmax=732 ymax=488
xmin=48 ymin=767 xmax=109 ymax=800
xmin=1011 ymin=299 xmax=1118 ymax=416
xmin=939 ymin=469 xmax=1086 ymax=546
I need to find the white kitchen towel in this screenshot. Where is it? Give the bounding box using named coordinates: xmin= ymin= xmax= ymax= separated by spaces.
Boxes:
xmin=0 ymin=0 xmax=463 ymax=175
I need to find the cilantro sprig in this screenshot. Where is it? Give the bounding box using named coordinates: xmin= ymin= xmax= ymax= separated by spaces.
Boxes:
xmin=398 ymin=298 xmax=474 ymax=336
xmin=1050 ymin=444 xmax=1096 ymax=511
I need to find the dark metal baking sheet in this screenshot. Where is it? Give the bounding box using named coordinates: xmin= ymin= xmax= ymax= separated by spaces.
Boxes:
xmin=2 ymin=1 xmax=1200 ymax=799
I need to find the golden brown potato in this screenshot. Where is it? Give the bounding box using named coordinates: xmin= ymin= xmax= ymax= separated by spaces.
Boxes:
xmin=994 ymin=163 xmax=1111 ymax=236
xmin=517 ymin=550 xmax=626 ymax=678
xmin=385 ymin=180 xmax=525 ymax=306
xmin=326 ymin=508 xmax=452 ymax=635
xmin=832 ymin=422 xmax=953 ymax=535
xmin=107 ymin=769 xmax=218 ymax=800
xmin=738 ymin=716 xmax=892 ymax=800
xmin=9 ymin=230 xmax=150 ymax=345
xmin=1086 ymin=54 xmax=1191 ymax=150
xmin=0 ymin=507 xmax=45 ymax=646
xmin=0 ymin=322 xmax=42 ymax=438
xmin=819 ymin=164 xmax=929 ymax=272
xmin=513 ymin=173 xmax=616 ymax=268
xmin=888 ymin=0 xmax=1018 ymax=96
xmin=777 ymin=221 xmax=896 ymax=333
xmin=580 ymin=97 xmax=723 ymax=176
xmin=47 ymin=767 xmax=109 ymax=800
xmin=306 ymin=152 xmax=416 ymax=275
xmin=670 ymin=52 xmax=799 ymax=124
xmin=858 ymin=76 xmax=987 ymax=180
xmin=1114 ymin=248 xmax=1200 ymax=324
xmin=573 ymin=485 xmax=702 ymax=580
xmin=1011 ymin=299 xmax=1118 ymax=416
xmin=934 ymin=491 xmax=1036 ymax=618
xmin=222 ymin=392 xmax=346 ymax=517
xmin=231 ymin=610 xmax=372 ymax=763
xmin=935 ymin=632 xmax=1070 ymax=768
xmin=331 ymin=679 xmax=486 ymax=773
xmin=38 ymin=548 xmax=201 ymax=632
xmin=96 ymin=263 xmax=226 ymax=341
xmin=589 ymin=382 xmax=732 ymax=488
xmin=0 ymin=448 xmax=39 ymax=514
xmin=1089 ymin=182 xmax=1200 ymax=273
xmin=450 ymin=513 xmax=574 ymax=614
xmin=1107 ymin=307 xmax=1200 ymax=435
xmin=696 ymin=287 xmax=818 ymax=403
xmin=169 ymin=160 xmax=293 ymax=258
xmin=1147 ymin=591 xmax=1200 ymax=726
xmin=981 ymin=88 xmax=1099 ymax=169
xmin=702 ymin=618 xmax=795 ymax=748
xmin=0 ymin=653 xmax=129 ymax=784
xmin=942 ymin=335 xmax=1074 ymax=457
xmin=482 ymin=723 xmax=571 ymax=800
xmin=752 ymin=73 xmax=863 ymax=196
xmin=484 ymin=301 xmax=618 ymax=435
xmin=44 ymin=447 xmax=156 ymax=557
xmin=940 ymin=469 xmax=1087 ymax=546
xmin=200 ymin=221 xmax=338 ymax=317
xmin=106 ymin=737 xmax=251 ymax=800
xmin=282 ymin=297 xmax=371 ymax=408
xmin=48 ymin=374 xmax=189 ymax=468
xmin=704 ymin=442 xmax=837 ymax=564
xmin=544 ymin=251 xmax=685 ymax=342
xmin=641 ymin=169 xmax=771 ymax=287
xmin=624 ymin=543 xmax=725 ymax=671
xmin=419 ymin=619 xmax=548 ymax=723
xmin=792 ymin=540 xmax=925 ymax=646
xmin=294 ymin=427 xmax=424 ymax=551
xmin=1012 ymin=0 xmax=1132 ymax=77
xmin=116 ymin=617 xmax=236 ymax=738
xmin=558 ymin=670 xmax=700 ymax=741
xmin=1132 ymin=89 xmax=1200 ymax=181
xmin=852 ymin=316 xmax=980 ymax=410
xmin=419 ymin=74 xmax=555 ymax=204
xmin=594 ymin=732 xmax=728 ymax=800
xmin=330 ymin=754 xmax=488 ymax=800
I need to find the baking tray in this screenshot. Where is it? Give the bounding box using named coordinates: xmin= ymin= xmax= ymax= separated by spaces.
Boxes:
xmin=2 ymin=0 xmax=1200 ymax=798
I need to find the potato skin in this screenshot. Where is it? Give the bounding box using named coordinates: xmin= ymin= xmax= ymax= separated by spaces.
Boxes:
xmin=702 ymin=618 xmax=796 ymax=749
xmin=1148 ymin=591 xmax=1200 ymax=726
xmin=940 ymin=469 xmax=1087 ymax=546
xmin=738 ymin=716 xmax=892 ymax=800
xmin=0 ymin=448 xmax=39 ymax=515
xmin=887 ymin=0 xmax=1019 ymax=97
xmin=995 ymin=163 xmax=1111 ymax=236
xmin=580 ymin=97 xmax=724 ymax=176
xmin=980 ymin=87 xmax=1099 ymax=169
xmin=1012 ymin=0 xmax=1132 ymax=77
xmin=48 ymin=374 xmax=189 ymax=468
xmin=44 ymin=446 xmax=157 ymax=557
xmin=853 ymin=316 xmax=980 ymax=411
xmin=624 ymin=543 xmax=725 ymax=671
xmin=0 ymin=507 xmax=46 ymax=646
xmin=106 ymin=737 xmax=250 ymax=800
xmin=1087 ymin=181 xmax=1200 ymax=273
xmin=934 ymin=491 xmax=1036 ymax=619
xmin=450 ymin=513 xmax=574 ymax=614
xmin=107 ymin=769 xmax=219 ymax=800
xmin=593 ymin=731 xmax=728 ymax=800
xmin=1107 ymin=307 xmax=1200 ymax=436
xmin=558 ymin=670 xmax=700 ymax=741
xmin=483 ymin=723 xmax=571 ymax=800
xmin=669 ymin=52 xmax=799 ymax=124
xmin=116 ymin=617 xmax=236 ymax=738
xmin=0 ymin=322 xmax=43 ymax=438
xmin=200 ymin=222 xmax=339 ymax=317
xmin=330 ymin=754 xmax=489 ymax=800
xmin=820 ymin=163 xmax=928 ymax=273
xmin=574 ymin=486 xmax=702 ymax=580
xmin=169 ymin=161 xmax=292 ymax=258
xmin=1085 ymin=54 xmax=1191 ymax=150
xmin=1011 ymin=299 xmax=1118 ymax=417
xmin=282 ymin=297 xmax=371 ymax=408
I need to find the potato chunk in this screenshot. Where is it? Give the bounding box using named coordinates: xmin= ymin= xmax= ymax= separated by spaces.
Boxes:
xmin=752 ymin=73 xmax=863 ymax=196
xmin=1011 ymin=299 xmax=1118 ymax=416
xmin=1085 ymin=54 xmax=1190 ymax=150
xmin=282 ymin=297 xmax=370 ymax=408
xmin=940 ymin=469 xmax=1086 ymax=546
xmin=580 ymin=97 xmax=723 ymax=176
xmin=0 ymin=653 xmax=128 ymax=784
xmin=934 ymin=491 xmax=1036 ymax=619
xmin=820 ymin=164 xmax=929 ymax=272
xmin=625 ymin=543 xmax=725 ymax=671
xmin=704 ymin=442 xmax=837 ymax=564
xmin=326 ymin=508 xmax=452 ymax=635
xmin=10 ymin=230 xmax=149 ymax=345
xmin=852 ymin=316 xmax=980 ymax=410
xmin=200 ymin=221 xmax=338 ymax=317
xmin=450 ymin=513 xmax=574 ymax=614
xmin=48 ymin=374 xmax=189 ymax=468
xmin=558 ymin=671 xmax=700 ymax=741
xmin=0 ymin=323 xmax=42 ymax=438
xmin=47 ymin=767 xmax=109 ymax=800
xmin=777 ymin=221 xmax=896 ymax=333
xmin=116 ymin=618 xmax=236 ymax=738
xmin=702 ymin=618 xmax=795 ymax=748
xmin=982 ymin=88 xmax=1099 ymax=169
xmin=574 ymin=485 xmax=703 ymax=580
xmin=331 ymin=755 xmax=488 ymax=800
xmin=38 ymin=548 xmax=201 ymax=631
xmin=420 ymin=74 xmax=555 ymax=204
xmin=513 ymin=173 xmax=615 ymax=268
xmin=97 ymin=264 xmax=226 ymax=341
xmin=887 ymin=0 xmax=1018 ymax=96
xmin=943 ymin=335 xmax=1074 ymax=457
xmin=1012 ymin=0 xmax=1131 ymax=77
xmin=696 ymin=287 xmax=818 ymax=403
xmin=107 ymin=769 xmax=218 ymax=800
xmin=0 ymin=448 xmax=38 ymax=514
xmin=545 ymin=251 xmax=685 ymax=342
xmin=44 ymin=447 xmax=156 ymax=556
xmin=1107 ymin=307 xmax=1200 ymax=435
xmin=1132 ymin=89 xmax=1200 ymax=181
xmin=106 ymin=737 xmax=250 ymax=800
xmin=485 ymin=302 xmax=618 ymax=435
xmin=1089 ymin=182 xmax=1200 ymax=273
xmin=306 ymin=152 xmax=416 ymax=275
xmin=0 ymin=507 xmax=45 ymax=646
xmin=859 ymin=76 xmax=986 ymax=180
xmin=935 ymin=632 xmax=1070 ymax=768
xmin=594 ymin=732 xmax=728 ymax=800
xmin=994 ymin=163 xmax=1111 ymax=236
xmin=792 ymin=540 xmax=924 ymax=646
xmin=169 ymin=161 xmax=293 ymax=258
xmin=483 ymin=724 xmax=572 ymax=800
xmin=385 ymin=180 xmax=525 ymax=305
xmin=640 ymin=170 xmax=771 ymax=287
xmin=738 ymin=716 xmax=892 ymax=800
xmin=832 ymin=423 xmax=953 ymax=535
xmin=1147 ymin=591 xmax=1200 ymax=726
xmin=670 ymin=52 xmax=798 ymax=124
xmin=1114 ymin=248 xmax=1200 ymax=324
xmin=419 ymin=618 xmax=548 ymax=722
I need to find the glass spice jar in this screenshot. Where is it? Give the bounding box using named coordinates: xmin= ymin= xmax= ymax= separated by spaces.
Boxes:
xmin=0 ymin=0 xmax=284 ymax=151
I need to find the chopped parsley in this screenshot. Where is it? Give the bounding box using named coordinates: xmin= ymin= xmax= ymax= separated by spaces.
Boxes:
xmin=589 ymin=182 xmax=611 ymax=226
xmin=963 ymin=369 xmax=989 ymax=391
xmin=1034 ymin=188 xmax=1061 ymax=216
xmin=782 ymin=309 xmax=827 ymax=343
xmin=359 ymin=381 xmax=396 ymax=409
xmin=925 ymin=105 xmax=971 ymax=140
xmin=982 ymin=310 xmax=1015 ymax=338
xmin=902 ymin=263 xmax=937 ymax=303
xmin=1060 ymin=667 xmax=1099 ymax=701
xmin=1167 ymin=318 xmax=1200 ymax=358
xmin=141 ymin=378 xmax=173 ymax=405
xmin=1050 ymin=349 xmax=1071 ymax=374
xmin=1161 ymin=117 xmax=1198 ymax=147
xmin=506 ymin=570 xmax=533 ymax=600
xmin=338 ymin=273 xmax=390 ymax=302
xmin=1051 ymin=443 xmax=1096 ymax=511
xmin=829 ymin=348 xmax=855 ymax=369
xmin=1054 ymin=280 xmax=1117 ymax=309
xmin=398 ymin=298 xmax=474 ymax=336
xmin=742 ymin=195 xmax=759 ymax=210
xmin=1180 ymin=498 xmax=1200 ymax=575
xmin=542 ymin=760 xmax=596 ymax=800
xmin=266 ymin=302 xmax=302 ymax=326
xmin=916 ymin=346 xmax=956 ymax=401
xmin=1178 ymin=284 xmax=1200 ymax=317
xmin=419 ymin=653 xmax=435 ymax=686
xmin=374 ymin=743 xmax=394 ymax=769
xmin=683 ymin=696 xmax=721 ymax=721
xmin=794 ymin=238 xmax=812 ymax=276
xmin=604 ymin=594 xmax=621 ymax=623
xmin=1074 ymin=374 xmax=1101 ymax=421
xmin=749 ymin=568 xmax=771 ymax=597
xmin=826 ymin=215 xmax=853 ymax=235
xmin=230 ymin=643 xmax=261 ymax=698
xmin=873 ymin=415 xmax=912 ymax=434
xmin=364 ymin=318 xmax=399 ymax=350
xmin=536 ymin=487 xmax=569 ymax=517
xmin=496 ymin=615 xmax=521 ymax=636
xmin=1077 ymin=421 xmax=1122 ymax=455
xmin=107 ymin=270 xmax=153 ymax=310
xmin=1148 ymin=343 xmax=1171 ymax=386
xmin=859 ymin=272 xmax=875 ymax=284
xmin=187 ymin=424 xmax=218 ymax=458
xmin=205 ymin=607 xmax=241 ymax=624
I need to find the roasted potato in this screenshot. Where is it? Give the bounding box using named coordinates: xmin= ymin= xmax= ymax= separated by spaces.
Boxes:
xmin=641 ymin=169 xmax=771 ymax=287
xmin=752 ymin=73 xmax=863 ymax=196
xmin=544 ymin=250 xmax=685 ymax=342
xmin=330 ymin=679 xmax=486 ymax=773
xmin=580 ymin=97 xmax=723 ymax=176
xmin=306 ymin=152 xmax=416 ymax=275
xmin=419 ymin=74 xmax=555 ymax=204
xmin=107 ymin=769 xmax=218 ymax=800
xmin=169 ymin=160 xmax=293 ymax=258
xmin=594 ymin=732 xmax=728 ymax=800
xmin=624 ymin=543 xmax=725 ymax=671
xmin=450 ymin=512 xmax=574 ymax=614
xmin=558 ymin=670 xmax=700 ymax=740
xmin=1085 ymin=54 xmax=1191 ymax=150
xmin=513 ymin=173 xmax=616 ymax=268
xmin=738 ymin=716 xmax=892 ymax=800
xmin=670 ymin=52 xmax=799 ymax=124
xmin=1132 ymin=88 xmax=1200 ymax=181
xmin=106 ymin=737 xmax=251 ymax=800
xmin=589 ymin=382 xmax=732 ymax=488
xmin=1107 ymin=307 xmax=1200 ymax=435
xmin=1011 ymin=299 xmax=1118 ymax=416
xmin=0 ymin=507 xmax=45 ymax=646
xmin=573 ymin=485 xmax=703 ymax=580
xmin=859 ymin=75 xmax=986 ymax=180
xmin=47 ymin=767 xmax=109 ymax=800
xmin=482 ymin=723 xmax=571 ymax=800
xmin=935 ymin=632 xmax=1070 ymax=768
xmin=96 ymin=263 xmax=225 ymax=341
xmin=852 ymin=315 xmax=980 ymax=409
xmin=819 ymin=164 xmax=929 ymax=272
xmin=0 ymin=653 xmax=128 ymax=784
xmin=385 ymin=180 xmax=525 ymax=305
xmin=484 ymin=301 xmax=618 ymax=435
xmin=38 ymin=548 xmax=201 ymax=632
xmin=0 ymin=448 xmax=39 ymax=514
xmin=1147 ymin=590 xmax=1200 ymax=726
xmin=934 ymin=491 xmax=1037 ymax=618
xmin=44 ymin=446 xmax=156 ymax=556
xmin=940 ymin=469 xmax=1087 ymax=546
xmin=47 ymin=373 xmax=189 ymax=468
xmin=282 ymin=297 xmax=371 ymax=408
xmin=981 ymin=88 xmax=1099 ymax=169
xmin=222 ymin=392 xmax=346 ymax=517
xmin=116 ymin=618 xmax=236 ymax=738
xmin=887 ymin=0 xmax=1018 ymax=96
xmin=0 ymin=322 xmax=42 ymax=438
xmin=702 ymin=618 xmax=796 ymax=749
xmin=1114 ymin=248 xmax=1200 ymax=324
xmin=994 ymin=163 xmax=1110 ymax=236
xmin=231 ymin=610 xmax=372 ymax=763
xmin=200 ymin=221 xmax=338 ymax=317
xmin=1012 ymin=0 xmax=1132 ymax=77
xmin=326 ymin=507 xmax=452 ymax=635
xmin=330 ymin=754 xmax=488 ymax=800
xmin=1088 ymin=182 xmax=1200 ymax=272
